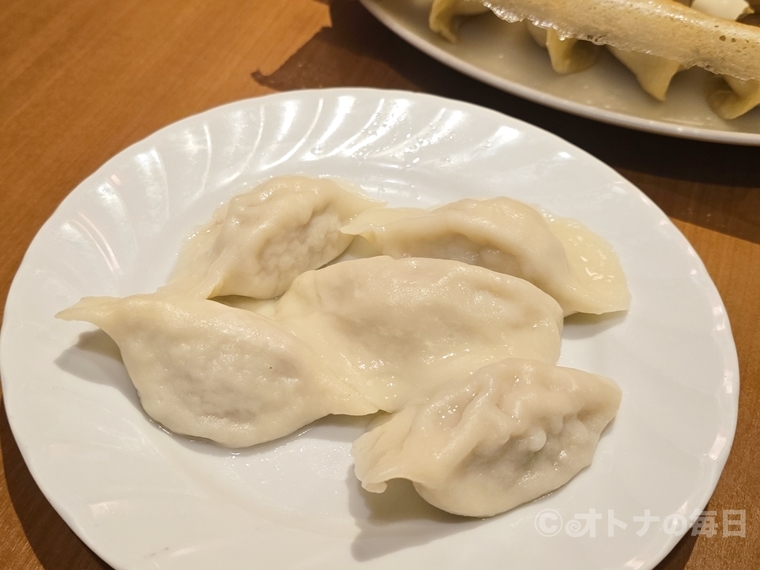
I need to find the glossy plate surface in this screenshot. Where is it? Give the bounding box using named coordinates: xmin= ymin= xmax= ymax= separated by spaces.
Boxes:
xmin=0 ymin=88 xmax=738 ymax=570
xmin=360 ymin=0 xmax=760 ymax=145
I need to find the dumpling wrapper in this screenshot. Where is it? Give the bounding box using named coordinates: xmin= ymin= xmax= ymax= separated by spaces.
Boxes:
xmin=525 ymin=22 xmax=600 ymax=74
xmin=607 ymin=47 xmax=682 ymax=101
xmin=162 ymin=176 xmax=380 ymax=300
xmin=341 ymin=197 xmax=630 ymax=316
xmin=352 ymin=358 xmax=622 ymax=517
xmin=430 ymin=0 xmax=490 ymax=42
xmin=708 ymin=76 xmax=760 ymax=118
xmin=262 ymin=256 xmax=564 ymax=412
xmin=56 ymin=294 xmax=377 ymax=448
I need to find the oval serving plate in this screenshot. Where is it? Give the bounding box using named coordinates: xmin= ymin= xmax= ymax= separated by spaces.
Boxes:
xmin=360 ymin=0 xmax=760 ymax=145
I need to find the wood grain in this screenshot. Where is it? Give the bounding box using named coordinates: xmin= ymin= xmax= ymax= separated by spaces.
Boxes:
xmin=1 ymin=0 xmax=757 ymax=568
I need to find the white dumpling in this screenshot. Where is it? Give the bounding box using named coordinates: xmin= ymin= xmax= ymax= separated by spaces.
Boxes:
xmin=56 ymin=294 xmax=378 ymax=448
xmin=163 ymin=176 xmax=380 ymax=299
xmin=265 ymin=256 xmax=564 ymax=412
xmin=352 ymin=358 xmax=622 ymax=517
xmin=341 ymin=197 xmax=630 ymax=316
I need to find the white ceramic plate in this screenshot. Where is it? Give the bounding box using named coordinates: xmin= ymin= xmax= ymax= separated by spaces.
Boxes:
xmin=1 ymin=89 xmax=738 ymax=570
xmin=360 ymin=0 xmax=760 ymax=145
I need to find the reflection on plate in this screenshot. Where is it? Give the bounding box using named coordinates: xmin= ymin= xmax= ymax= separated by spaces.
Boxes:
xmin=0 ymin=88 xmax=738 ymax=570
xmin=360 ymin=0 xmax=760 ymax=145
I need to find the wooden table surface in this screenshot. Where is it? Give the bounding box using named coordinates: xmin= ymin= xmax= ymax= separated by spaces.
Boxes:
xmin=1 ymin=0 xmax=758 ymax=568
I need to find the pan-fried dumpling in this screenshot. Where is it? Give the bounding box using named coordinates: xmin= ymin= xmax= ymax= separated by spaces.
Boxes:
xmin=525 ymin=22 xmax=600 ymax=74
xmin=607 ymin=0 xmax=749 ymax=101
xmin=429 ymin=0 xmax=490 ymax=42
xmin=705 ymin=5 xmax=760 ymax=118
xmin=480 ymin=0 xmax=760 ymax=82
xmin=56 ymin=294 xmax=378 ymax=448
xmin=162 ymin=176 xmax=380 ymax=300
xmin=607 ymin=47 xmax=682 ymax=101
xmin=352 ymin=358 xmax=622 ymax=517
xmin=341 ymin=197 xmax=630 ymax=316
xmin=708 ymin=76 xmax=760 ymax=119
xmin=266 ymin=256 xmax=564 ymax=412
xmin=605 ymin=0 xmax=688 ymax=101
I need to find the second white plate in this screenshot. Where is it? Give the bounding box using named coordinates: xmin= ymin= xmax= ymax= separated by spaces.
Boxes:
xmin=361 ymin=0 xmax=760 ymax=144
xmin=1 ymin=88 xmax=739 ymax=570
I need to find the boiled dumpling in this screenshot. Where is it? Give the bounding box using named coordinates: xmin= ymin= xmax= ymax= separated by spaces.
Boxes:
xmin=341 ymin=197 xmax=630 ymax=316
xmin=56 ymin=294 xmax=378 ymax=447
xmin=162 ymin=176 xmax=380 ymax=300
xmin=352 ymin=358 xmax=622 ymax=517
xmin=264 ymin=256 xmax=564 ymax=412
